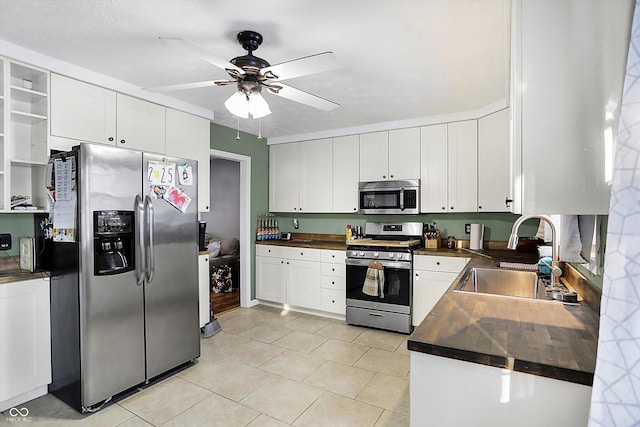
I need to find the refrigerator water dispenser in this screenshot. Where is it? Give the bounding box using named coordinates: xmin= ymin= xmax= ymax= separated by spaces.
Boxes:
xmin=93 ymin=210 xmax=135 ymax=275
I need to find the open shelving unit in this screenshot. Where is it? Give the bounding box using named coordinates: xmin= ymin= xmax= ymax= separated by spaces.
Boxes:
xmin=1 ymin=58 xmax=50 ymax=212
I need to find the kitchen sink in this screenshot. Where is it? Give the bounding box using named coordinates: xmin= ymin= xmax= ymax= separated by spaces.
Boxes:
xmin=455 ymin=267 xmax=539 ymax=299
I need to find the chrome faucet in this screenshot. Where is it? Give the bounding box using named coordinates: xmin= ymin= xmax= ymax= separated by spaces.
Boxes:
xmin=507 ymin=215 xmax=562 ymax=285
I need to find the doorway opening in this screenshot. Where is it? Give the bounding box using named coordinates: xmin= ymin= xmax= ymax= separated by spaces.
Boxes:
xmin=205 ymin=149 xmax=252 ymax=313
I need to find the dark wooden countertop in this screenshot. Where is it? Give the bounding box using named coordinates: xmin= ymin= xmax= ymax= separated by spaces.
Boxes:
xmin=256 ymin=233 xmax=348 ymax=251
xmin=408 ymin=253 xmax=600 ymax=386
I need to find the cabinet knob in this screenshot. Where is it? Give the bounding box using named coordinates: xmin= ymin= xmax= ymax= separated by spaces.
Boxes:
xmin=390 ymin=175 xmax=394 ymax=178
xmin=383 ymin=175 xmax=386 ymax=179
xmin=415 ymin=272 xmax=419 ymax=277
xmin=205 ymin=206 xmax=209 ymax=210
xmin=353 ymin=207 xmax=357 ymax=211
xmin=331 ymin=299 xmax=335 ymax=303
xmin=332 ymin=281 xmax=335 ymax=285
xmin=108 ymin=137 xmax=114 ymax=142
xmin=441 ymin=206 xmax=446 ymax=210
xmin=478 ymin=206 xmax=482 ymax=210
xmin=332 ymin=268 xmax=335 ymax=272
xmin=436 ymin=262 xmax=440 ymax=265
xmin=120 ymin=139 xmax=126 ymax=144
xmin=450 ymin=206 xmax=454 ymax=210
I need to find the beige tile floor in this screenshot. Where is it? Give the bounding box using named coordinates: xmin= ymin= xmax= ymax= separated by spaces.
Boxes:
xmin=1 ymin=305 xmax=410 ymax=426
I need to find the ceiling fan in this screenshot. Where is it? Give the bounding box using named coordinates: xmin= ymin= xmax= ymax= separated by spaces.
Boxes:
xmin=145 ymin=30 xmax=343 ymax=118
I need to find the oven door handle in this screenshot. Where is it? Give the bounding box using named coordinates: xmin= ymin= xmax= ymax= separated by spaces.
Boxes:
xmin=346 ymin=258 xmax=410 ymax=269
xmin=400 ymin=188 xmax=405 ymax=211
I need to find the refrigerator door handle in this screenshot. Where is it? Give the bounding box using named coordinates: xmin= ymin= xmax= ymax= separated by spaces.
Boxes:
xmin=144 ymin=195 xmax=155 ymax=284
xmin=135 ymin=195 xmax=145 ymax=286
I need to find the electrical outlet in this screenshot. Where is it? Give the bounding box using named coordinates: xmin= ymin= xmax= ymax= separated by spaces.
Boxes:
xmin=0 ymin=233 xmax=11 ymax=250
xmin=465 ymin=224 xmax=471 ymax=234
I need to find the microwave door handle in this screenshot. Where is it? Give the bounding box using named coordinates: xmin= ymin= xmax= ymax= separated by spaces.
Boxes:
xmin=400 ymin=188 xmax=405 ymax=211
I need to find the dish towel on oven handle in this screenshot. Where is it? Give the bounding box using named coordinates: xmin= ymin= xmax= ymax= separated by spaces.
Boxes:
xmin=362 ymin=261 xmax=385 ymax=298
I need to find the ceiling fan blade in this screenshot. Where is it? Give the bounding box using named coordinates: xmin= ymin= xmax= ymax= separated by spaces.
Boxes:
xmin=159 ymin=37 xmax=244 ymax=74
xmin=143 ymin=80 xmax=232 ymax=93
xmin=267 ymin=83 xmax=339 ymax=111
xmin=260 ymin=52 xmax=343 ymax=81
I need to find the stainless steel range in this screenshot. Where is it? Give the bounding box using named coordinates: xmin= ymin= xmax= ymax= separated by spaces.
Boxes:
xmin=345 ymin=222 xmax=423 ymax=334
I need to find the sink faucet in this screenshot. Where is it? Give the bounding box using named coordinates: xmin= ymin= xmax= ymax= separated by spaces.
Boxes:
xmin=507 ymin=215 xmax=562 ymax=285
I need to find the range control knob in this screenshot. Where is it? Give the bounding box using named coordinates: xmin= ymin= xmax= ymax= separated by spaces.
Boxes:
xmin=388 ymin=253 xmax=395 ymax=259
xmin=373 ymin=252 xmax=379 ymax=258
xmin=359 ymin=251 xmax=365 ymax=257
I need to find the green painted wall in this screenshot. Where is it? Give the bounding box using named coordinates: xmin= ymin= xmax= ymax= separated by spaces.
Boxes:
xmin=210 ymin=123 xmax=269 ymax=299
xmin=0 ymin=214 xmax=35 ymax=257
xmin=275 ymin=212 xmax=539 ymax=242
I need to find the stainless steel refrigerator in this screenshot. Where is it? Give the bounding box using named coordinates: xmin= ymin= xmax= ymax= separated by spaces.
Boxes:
xmin=47 ymin=143 xmax=200 ymax=412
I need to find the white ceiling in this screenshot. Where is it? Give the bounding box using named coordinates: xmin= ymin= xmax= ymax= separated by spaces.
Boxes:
xmin=0 ymin=0 xmax=511 ymax=142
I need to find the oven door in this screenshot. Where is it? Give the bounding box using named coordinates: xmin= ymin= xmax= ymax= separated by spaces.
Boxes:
xmin=345 ymin=258 xmax=412 ymax=313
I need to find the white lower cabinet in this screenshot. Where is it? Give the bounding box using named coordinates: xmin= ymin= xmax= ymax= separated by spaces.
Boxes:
xmin=320 ymin=250 xmax=346 ymax=314
xmin=198 ymin=254 xmax=210 ymax=328
xmin=256 ymin=245 xmax=288 ymax=303
xmin=412 ymin=255 xmax=469 ymax=327
xmin=256 ymin=245 xmax=346 ymax=315
xmin=0 ymin=278 xmax=51 ymax=412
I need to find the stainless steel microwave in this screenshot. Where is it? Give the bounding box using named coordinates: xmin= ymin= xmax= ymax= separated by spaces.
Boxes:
xmin=358 ymin=179 xmax=420 ymax=214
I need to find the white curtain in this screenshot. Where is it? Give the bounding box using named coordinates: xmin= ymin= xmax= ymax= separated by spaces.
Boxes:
xmin=589 ymin=2 xmax=640 ymax=425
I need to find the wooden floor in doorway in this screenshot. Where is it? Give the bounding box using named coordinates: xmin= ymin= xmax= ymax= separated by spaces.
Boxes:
xmin=210 ymin=288 xmax=240 ymax=315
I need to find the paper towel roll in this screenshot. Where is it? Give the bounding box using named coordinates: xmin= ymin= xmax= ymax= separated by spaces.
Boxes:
xmin=470 ymin=224 xmax=484 ymax=250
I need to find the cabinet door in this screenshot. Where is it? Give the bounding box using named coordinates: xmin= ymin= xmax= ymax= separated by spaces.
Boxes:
xmin=412 ymin=270 xmax=458 ymax=327
xmin=269 ymin=143 xmax=300 ymax=212
xmin=50 ymin=73 xmax=117 ymax=145
xmin=478 ymin=108 xmax=510 ymax=212
xmin=256 ymin=256 xmax=286 ymax=303
xmin=116 ymin=94 xmax=166 ymax=153
xmin=299 ymin=138 xmax=332 ymax=213
xmin=332 ymin=135 xmax=359 ymax=213
xmin=359 ymin=131 xmax=389 ymax=181
xmin=389 ymin=127 xmax=421 ymax=180
xmin=198 ymin=254 xmax=210 ymax=327
xmin=0 ymin=279 xmax=51 ymax=404
xmin=447 ymin=120 xmax=477 ymax=212
xmin=165 ymin=109 xmax=211 ymax=212
xmin=420 ymin=124 xmax=448 ymax=212
xmin=287 ymin=259 xmax=321 ymax=310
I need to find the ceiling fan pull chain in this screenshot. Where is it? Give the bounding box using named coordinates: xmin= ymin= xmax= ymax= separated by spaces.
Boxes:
xmin=236 ymin=117 xmax=241 ymax=141
xmin=258 ymin=118 xmax=263 ymax=140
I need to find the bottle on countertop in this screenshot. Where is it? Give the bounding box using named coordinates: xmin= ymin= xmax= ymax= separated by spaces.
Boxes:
xmin=346 ymin=224 xmax=353 ymax=240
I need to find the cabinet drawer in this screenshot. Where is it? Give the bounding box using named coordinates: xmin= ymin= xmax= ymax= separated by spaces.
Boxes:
xmin=286 ymin=247 xmax=322 ymax=262
xmin=320 ymin=288 xmax=346 ymax=314
xmin=320 ymin=275 xmax=346 ymax=291
xmin=321 ymin=250 xmax=346 ymax=263
xmin=413 ymin=255 xmax=469 ymax=273
xmin=255 ymin=244 xmax=287 ymax=258
xmin=320 ymin=262 xmax=345 ymax=278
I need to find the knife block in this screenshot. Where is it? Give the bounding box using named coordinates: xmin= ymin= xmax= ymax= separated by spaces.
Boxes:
xmin=425 ymin=231 xmax=441 ymax=248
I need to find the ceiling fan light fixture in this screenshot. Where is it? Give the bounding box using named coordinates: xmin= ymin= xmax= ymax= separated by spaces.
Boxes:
xmin=249 ymin=91 xmax=271 ymax=119
xmin=224 ymin=90 xmax=249 ymax=118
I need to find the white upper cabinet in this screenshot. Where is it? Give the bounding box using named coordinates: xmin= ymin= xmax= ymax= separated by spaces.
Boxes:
xmin=116 ymin=94 xmax=166 ymax=153
xmin=299 ymin=138 xmax=332 ymax=213
xmin=359 ymin=129 xmax=420 ymax=181
xmin=50 ymin=73 xmax=116 ymax=146
xmin=332 ymin=135 xmax=359 ymax=213
xmin=478 ymin=108 xmax=510 ymax=212
xmin=511 ymin=0 xmax=631 ymax=214
xmin=420 ymin=124 xmax=448 ymax=212
xmin=50 ymin=75 xmax=167 ymax=154
xmin=269 ymin=142 xmax=300 ymax=212
xmin=420 ymin=121 xmax=478 ymax=213
xmin=447 ymin=120 xmax=477 ymax=212
xmin=388 ymin=127 xmax=421 ymax=180
xmin=165 ymin=108 xmax=210 ymax=212
xmin=359 ymin=131 xmax=389 ymax=181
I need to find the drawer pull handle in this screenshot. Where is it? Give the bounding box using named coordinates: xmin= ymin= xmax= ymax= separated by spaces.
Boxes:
xmin=369 ymin=312 xmax=383 ymax=317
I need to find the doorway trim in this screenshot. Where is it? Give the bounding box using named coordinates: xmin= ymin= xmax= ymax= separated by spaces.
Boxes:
xmin=209 ymin=149 xmax=256 ymax=308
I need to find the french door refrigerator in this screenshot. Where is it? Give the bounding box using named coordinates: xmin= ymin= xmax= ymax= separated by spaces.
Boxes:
xmin=47 ymin=143 xmax=200 ymax=412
